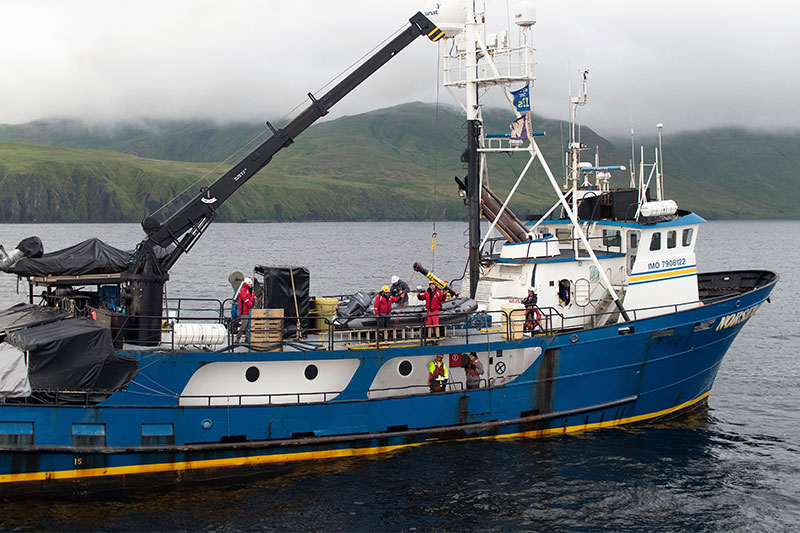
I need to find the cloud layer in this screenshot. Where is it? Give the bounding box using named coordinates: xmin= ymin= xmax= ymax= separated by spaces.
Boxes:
xmin=1 ymin=0 xmax=796 ymax=135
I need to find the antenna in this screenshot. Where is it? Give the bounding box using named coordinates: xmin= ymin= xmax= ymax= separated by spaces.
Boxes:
xmin=655 ymin=146 xmax=662 ymax=201
xmin=567 ymin=69 xmax=589 ymax=188
xmin=639 ymin=145 xmax=645 ymax=205
xmin=657 ymin=123 xmax=665 ymax=199
xmin=629 ymin=128 xmax=636 ymax=188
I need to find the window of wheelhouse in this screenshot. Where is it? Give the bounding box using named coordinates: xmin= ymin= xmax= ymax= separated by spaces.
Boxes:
xmin=649 ymin=232 xmax=661 ymax=251
xmin=603 ymin=229 xmax=621 ymax=249
xmin=667 ymin=230 xmax=677 ymax=249
xmin=682 ymin=228 xmax=694 ymax=247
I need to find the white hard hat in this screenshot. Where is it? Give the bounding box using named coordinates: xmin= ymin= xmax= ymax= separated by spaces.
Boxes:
xmin=528 ymin=286 xmax=535 ymax=292
xmin=244 ymin=277 xmax=253 ymax=285
xmin=391 ymin=275 xmax=399 ymax=284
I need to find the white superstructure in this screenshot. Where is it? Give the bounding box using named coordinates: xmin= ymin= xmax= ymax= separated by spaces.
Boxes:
xmin=431 ymin=0 xmax=703 ymax=329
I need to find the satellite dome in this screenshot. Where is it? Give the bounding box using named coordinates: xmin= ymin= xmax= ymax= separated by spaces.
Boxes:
xmin=514 ymin=1 xmax=537 ymax=27
xmin=423 ymin=0 xmax=468 ymax=38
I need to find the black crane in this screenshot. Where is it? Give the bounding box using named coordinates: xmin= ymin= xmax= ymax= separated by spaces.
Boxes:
xmin=123 ymin=12 xmax=444 ymax=345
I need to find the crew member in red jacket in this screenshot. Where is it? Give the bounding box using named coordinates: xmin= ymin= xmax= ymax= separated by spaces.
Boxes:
xmin=374 ymin=285 xmax=400 ymax=337
xmin=235 ymin=277 xmax=257 ymax=344
xmin=418 ymin=282 xmax=446 ymax=326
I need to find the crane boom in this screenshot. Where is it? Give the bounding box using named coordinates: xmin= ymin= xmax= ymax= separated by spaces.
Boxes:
xmin=123 ymin=12 xmax=443 ymax=345
xmin=144 ymin=12 xmax=443 ymax=271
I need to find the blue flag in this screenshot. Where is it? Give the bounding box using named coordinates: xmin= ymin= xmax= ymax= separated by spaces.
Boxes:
xmin=511 ymin=84 xmax=531 ymax=112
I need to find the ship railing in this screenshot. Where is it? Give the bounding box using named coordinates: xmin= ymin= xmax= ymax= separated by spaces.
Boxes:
xmin=613 ymin=300 xmax=703 ymax=322
xmin=157 ymin=307 xmax=552 ymax=351
xmin=181 ymin=381 xmax=469 ymax=406
xmin=152 ymin=296 xmax=704 ymax=352
xmin=155 ymin=306 xmax=502 ymax=351
xmin=5 ymin=388 xmax=114 ymax=406
xmin=480 ymin=230 xmax=625 ymax=254
xmin=514 ymin=299 xmax=705 ymax=334
xmin=158 ymin=298 xmax=227 ymax=350
xmin=165 ymin=297 xmax=225 ymax=323
xmin=538 ymin=232 xmax=625 ymax=256
xmin=442 ymin=44 xmax=534 ymax=87
xmin=320 ymin=308 xmax=501 ymax=350
xmin=480 ymin=237 xmax=505 ymax=258
xmin=368 ymin=379 xmax=466 ymax=399
xmin=318 ymin=307 xmax=572 ymax=348
xmin=180 ymin=389 xmax=343 ymax=407
xmin=367 ymin=376 xmax=494 ymax=400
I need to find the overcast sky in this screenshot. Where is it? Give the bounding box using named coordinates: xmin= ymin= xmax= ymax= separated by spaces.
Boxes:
xmin=1 ymin=0 xmax=797 ymax=136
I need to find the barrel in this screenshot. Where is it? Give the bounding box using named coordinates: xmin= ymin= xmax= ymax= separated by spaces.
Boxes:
xmin=501 ymin=303 xmax=525 ymax=340
xmin=315 ymin=297 xmax=339 ymax=331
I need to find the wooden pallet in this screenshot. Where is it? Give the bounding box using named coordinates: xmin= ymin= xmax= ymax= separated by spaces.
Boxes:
xmin=250 ymin=308 xmax=283 ymax=351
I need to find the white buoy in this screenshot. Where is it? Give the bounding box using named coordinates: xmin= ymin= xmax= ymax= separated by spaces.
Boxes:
xmin=173 ymin=323 xmax=227 ymax=347
xmin=640 ymin=200 xmax=678 ymax=217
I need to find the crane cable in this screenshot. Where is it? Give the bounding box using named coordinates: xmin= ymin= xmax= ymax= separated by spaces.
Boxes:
xmin=430 ymin=40 xmax=442 ymax=271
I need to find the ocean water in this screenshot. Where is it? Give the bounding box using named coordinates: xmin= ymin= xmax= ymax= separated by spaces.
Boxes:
xmin=0 ymin=220 xmax=797 ymax=532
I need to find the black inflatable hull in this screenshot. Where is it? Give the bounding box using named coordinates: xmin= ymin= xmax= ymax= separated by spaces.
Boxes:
xmin=334 ymin=297 xmax=478 ymax=330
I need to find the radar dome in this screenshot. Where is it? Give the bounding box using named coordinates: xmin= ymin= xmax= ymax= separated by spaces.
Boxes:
xmin=514 ymin=1 xmax=536 ymax=27
xmin=423 ymin=0 xmax=468 ymax=38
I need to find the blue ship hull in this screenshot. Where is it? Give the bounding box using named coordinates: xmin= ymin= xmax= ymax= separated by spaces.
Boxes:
xmin=0 ymin=270 xmax=776 ymax=495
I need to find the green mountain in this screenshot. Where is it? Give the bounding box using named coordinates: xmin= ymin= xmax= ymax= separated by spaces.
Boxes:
xmin=0 ymin=104 xmax=796 ymax=222
xmin=659 ymin=128 xmax=800 ymax=219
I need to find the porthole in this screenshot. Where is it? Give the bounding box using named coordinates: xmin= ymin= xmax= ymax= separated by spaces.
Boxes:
xmin=305 ymin=364 xmax=318 ymax=380
xmin=245 ymin=366 xmax=260 ymax=382
xmin=398 ymin=360 xmax=412 ymax=376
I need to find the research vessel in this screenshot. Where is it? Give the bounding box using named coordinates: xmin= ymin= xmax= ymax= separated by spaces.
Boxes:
xmin=0 ymin=2 xmax=777 ymax=494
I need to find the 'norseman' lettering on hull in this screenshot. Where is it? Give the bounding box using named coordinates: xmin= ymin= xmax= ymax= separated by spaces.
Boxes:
xmin=716 ymin=303 xmax=762 ymax=331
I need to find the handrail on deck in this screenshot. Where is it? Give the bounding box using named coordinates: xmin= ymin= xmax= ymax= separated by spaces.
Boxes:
xmin=109 ymin=293 xmax=706 ymax=352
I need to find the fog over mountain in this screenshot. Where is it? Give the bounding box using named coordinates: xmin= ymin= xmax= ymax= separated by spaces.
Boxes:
xmin=1 ymin=0 xmax=797 ymax=136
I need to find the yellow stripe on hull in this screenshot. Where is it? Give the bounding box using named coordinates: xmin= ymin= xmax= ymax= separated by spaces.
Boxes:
xmin=630 ymin=267 xmax=697 ymax=284
xmin=490 ymin=390 xmax=710 ymax=440
xmin=0 ymin=391 xmax=710 ymax=486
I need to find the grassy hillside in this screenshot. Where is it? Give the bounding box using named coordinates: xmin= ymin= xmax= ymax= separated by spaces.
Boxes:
xmin=0 ymin=144 xmax=216 ymax=222
xmin=0 ymin=105 xmax=797 ymax=222
xmin=660 ymin=129 xmax=800 ymax=219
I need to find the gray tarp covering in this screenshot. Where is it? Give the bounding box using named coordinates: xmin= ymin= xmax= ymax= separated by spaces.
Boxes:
xmin=0 ymin=343 xmax=31 ymax=398
xmin=0 ymin=303 xmax=71 ymax=339
xmin=8 ymin=238 xmax=133 ymax=277
xmin=6 ymin=318 xmax=137 ymax=391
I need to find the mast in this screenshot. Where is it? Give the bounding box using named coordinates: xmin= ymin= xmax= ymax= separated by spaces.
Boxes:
xmin=435 ymin=0 xmax=537 ymax=299
xmin=467 ymin=120 xmax=481 ymax=299
xmin=465 ymin=9 xmax=482 ymax=299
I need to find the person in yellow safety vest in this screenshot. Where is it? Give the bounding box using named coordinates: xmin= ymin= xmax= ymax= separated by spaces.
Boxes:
xmin=428 ymin=353 xmax=449 ymax=392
